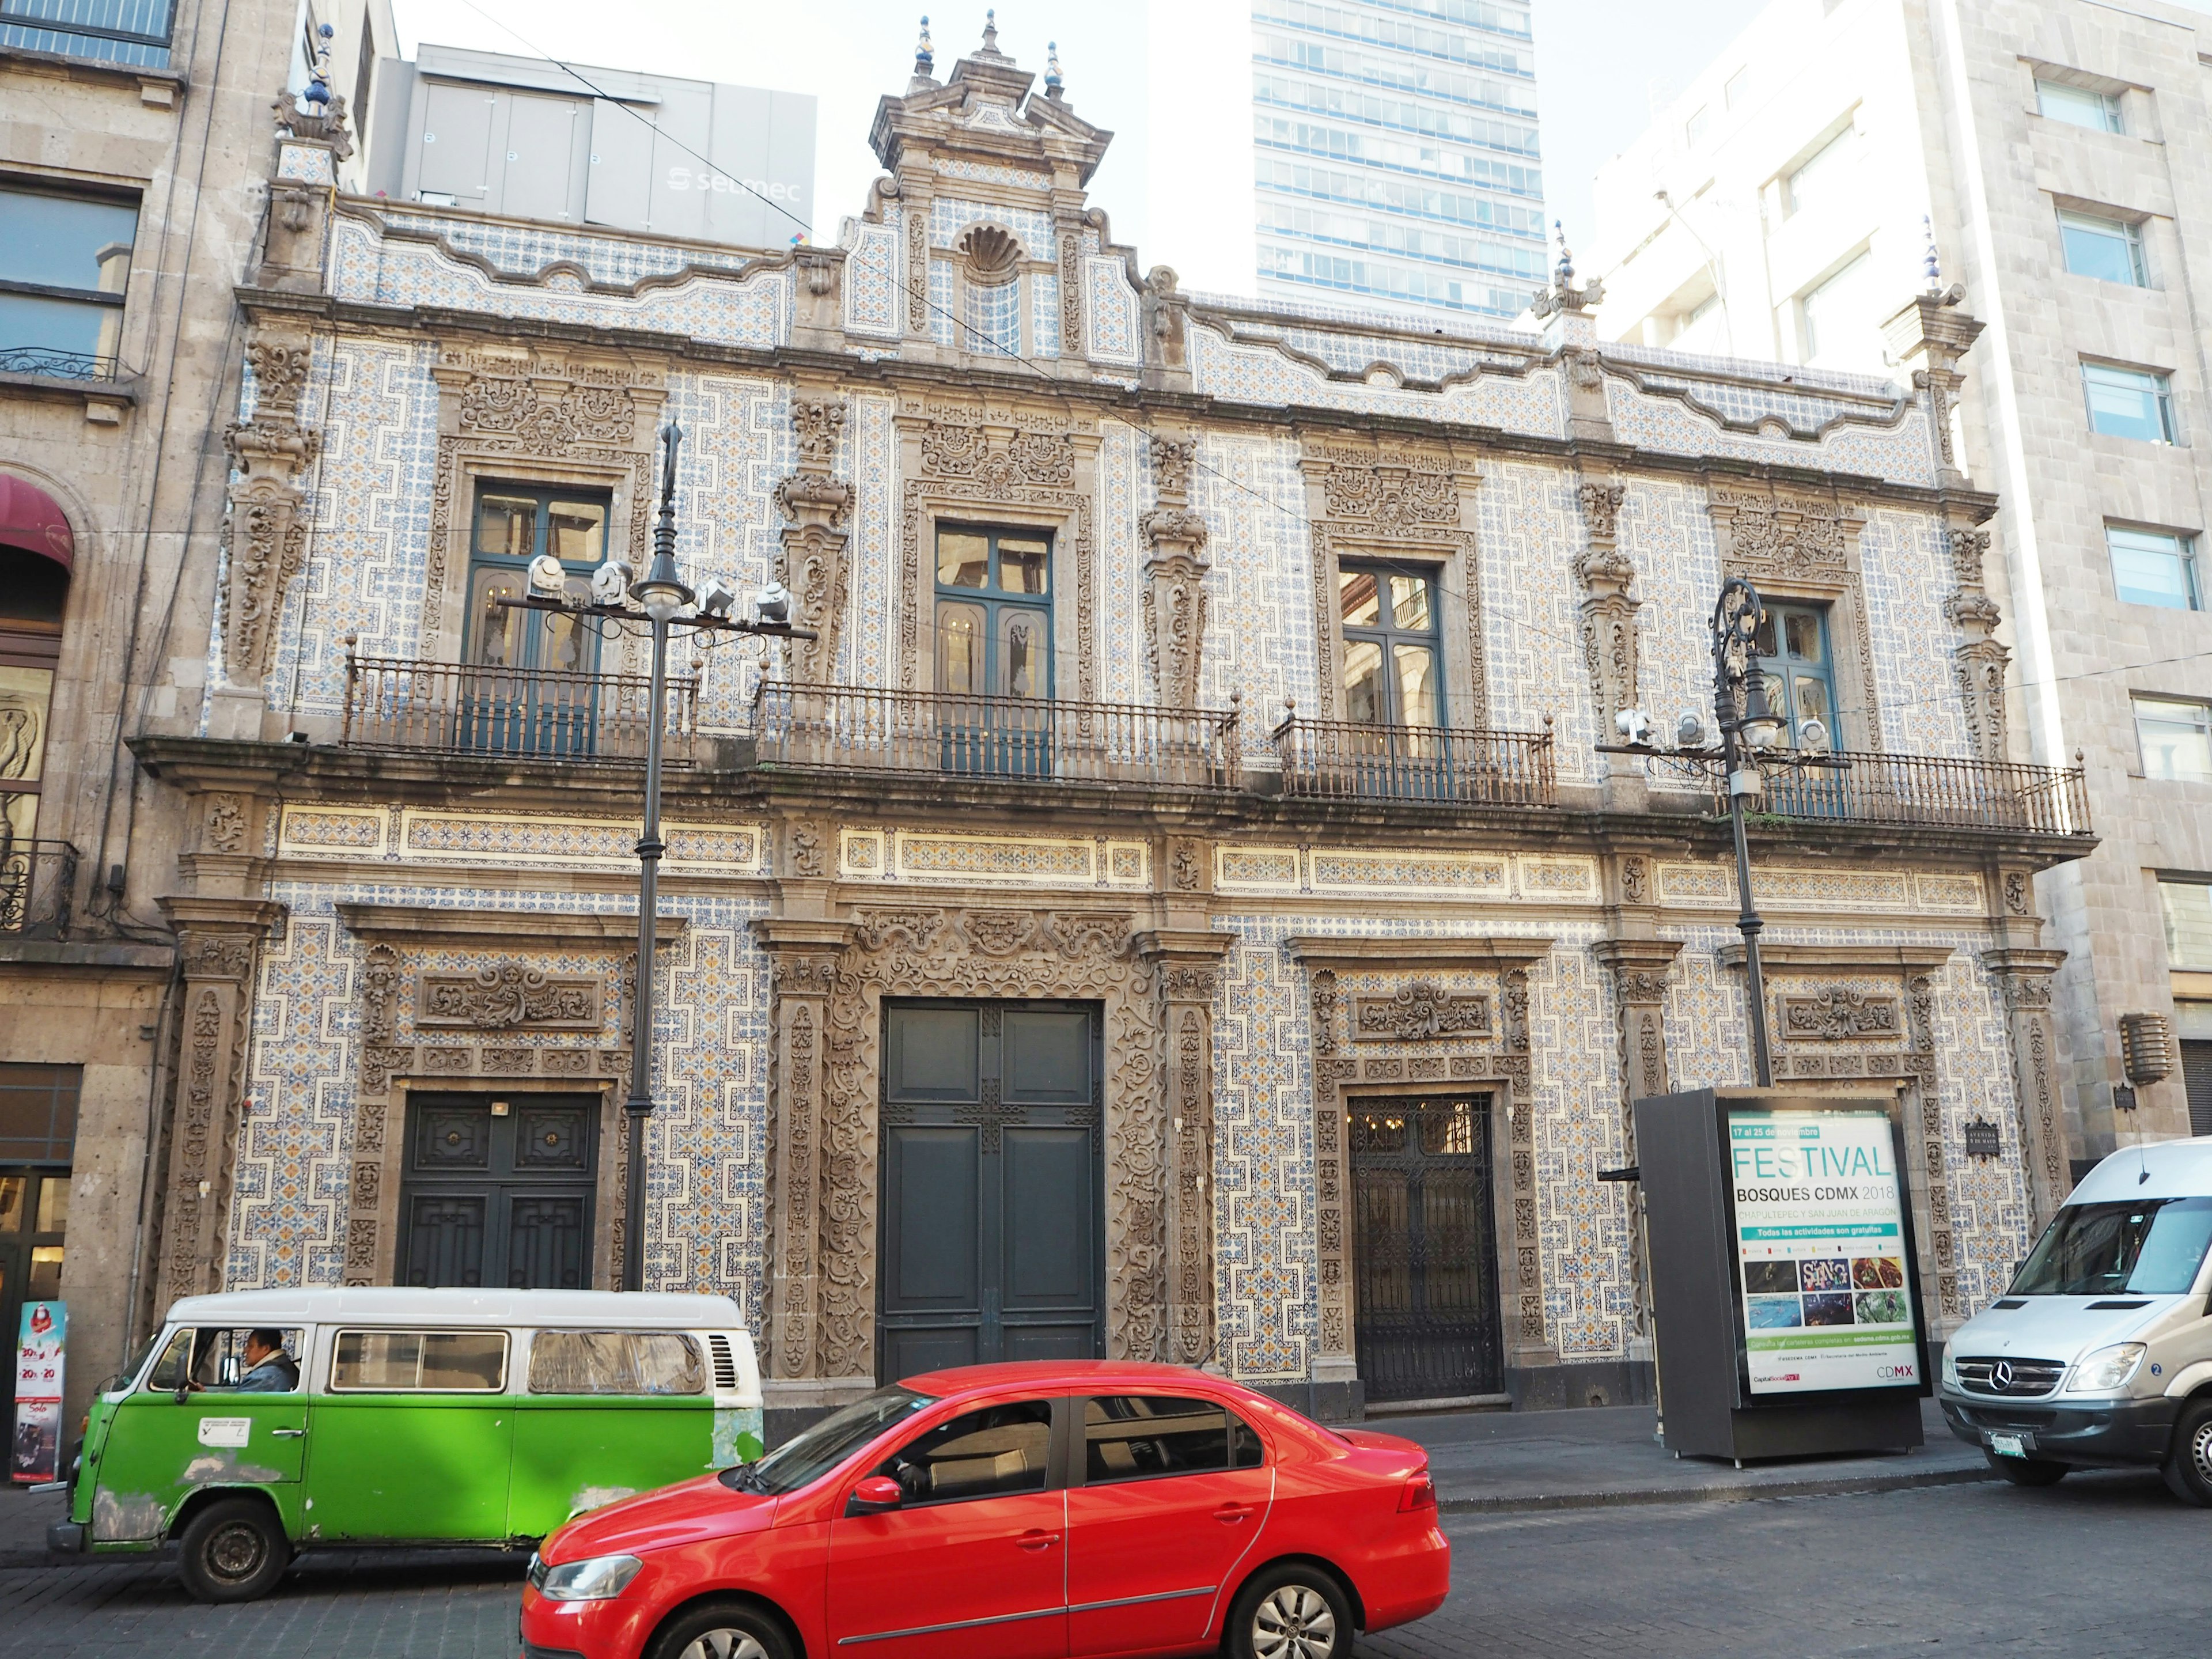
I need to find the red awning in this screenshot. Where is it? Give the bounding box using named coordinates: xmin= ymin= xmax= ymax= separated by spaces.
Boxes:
xmin=0 ymin=475 xmax=74 ymax=571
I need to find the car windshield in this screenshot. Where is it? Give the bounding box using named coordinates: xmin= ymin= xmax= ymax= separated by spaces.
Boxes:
xmin=727 ymin=1385 xmax=936 ymax=1496
xmin=2011 ymin=1197 xmax=2212 ymax=1297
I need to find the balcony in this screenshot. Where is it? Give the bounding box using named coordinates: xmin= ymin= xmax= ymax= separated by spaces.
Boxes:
xmin=752 ymin=683 xmax=1241 ymax=791
xmin=0 ymin=839 xmax=76 ymax=938
xmin=1737 ymin=751 xmax=2092 ymax=836
xmin=342 ymin=657 xmax=699 ymax=763
xmin=0 ymin=347 xmax=118 ymax=382
xmin=1272 ymin=716 xmax=1557 ymax=806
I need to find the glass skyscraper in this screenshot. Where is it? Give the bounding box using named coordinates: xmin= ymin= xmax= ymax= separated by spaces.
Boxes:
xmin=1250 ymin=0 xmax=1548 ymax=321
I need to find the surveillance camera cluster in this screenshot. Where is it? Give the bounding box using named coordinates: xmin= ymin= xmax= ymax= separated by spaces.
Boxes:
xmin=1611 ymin=706 xmax=1828 ymax=755
xmin=519 ymin=559 xmax=801 ymax=629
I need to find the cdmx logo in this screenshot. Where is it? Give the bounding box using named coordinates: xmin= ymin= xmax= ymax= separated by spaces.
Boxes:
xmin=1877 ymin=1362 xmax=1918 ymax=1380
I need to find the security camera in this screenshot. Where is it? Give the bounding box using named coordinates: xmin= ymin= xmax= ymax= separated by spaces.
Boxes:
xmin=527 ymin=553 xmax=567 ymax=597
xmin=699 ymin=576 xmax=739 ymax=618
xmin=1615 ymin=708 xmax=1651 ymax=746
xmin=753 ymin=581 xmax=793 ymax=626
xmin=590 ymin=560 xmax=631 ymax=607
xmin=1798 ymin=716 xmax=1830 ymax=752
xmin=1676 ymin=710 xmax=1708 ymax=748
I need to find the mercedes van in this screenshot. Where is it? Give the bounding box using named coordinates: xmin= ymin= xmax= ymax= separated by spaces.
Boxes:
xmin=1938 ymin=1138 xmax=2212 ymax=1502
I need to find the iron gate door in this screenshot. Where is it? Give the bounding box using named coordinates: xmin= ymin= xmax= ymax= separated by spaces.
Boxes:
xmin=396 ymin=1094 xmax=598 ymax=1289
xmin=1351 ymin=1095 xmax=1502 ymax=1403
xmin=877 ymin=999 xmax=1103 ymax=1381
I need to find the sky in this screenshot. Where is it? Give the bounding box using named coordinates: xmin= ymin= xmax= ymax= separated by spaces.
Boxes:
xmin=385 ymin=0 xmax=2051 ymax=291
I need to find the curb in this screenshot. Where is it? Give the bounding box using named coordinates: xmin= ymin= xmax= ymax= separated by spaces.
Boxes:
xmin=1438 ymin=1463 xmax=1996 ymax=1514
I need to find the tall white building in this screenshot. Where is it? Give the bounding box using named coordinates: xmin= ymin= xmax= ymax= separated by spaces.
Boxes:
xmin=1590 ymin=0 xmax=2212 ymax=1159
xmin=1152 ymin=1 xmax=1548 ymax=320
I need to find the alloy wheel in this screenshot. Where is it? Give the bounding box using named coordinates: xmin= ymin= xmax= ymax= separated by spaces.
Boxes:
xmin=1251 ymin=1582 xmax=1338 ymax=1659
xmin=676 ymin=1632 xmax=769 ymax=1659
xmin=206 ymin=1520 xmax=267 ymax=1583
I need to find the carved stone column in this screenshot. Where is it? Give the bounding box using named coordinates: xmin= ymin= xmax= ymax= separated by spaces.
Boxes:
xmin=754 ymin=919 xmax=857 ymax=1380
xmin=153 ymin=899 xmax=282 ymax=1306
xmin=218 ymin=329 xmax=320 ymax=700
xmin=1141 ymin=433 xmax=1210 ymax=708
xmin=1944 ymin=524 xmax=2011 ymax=764
xmin=1137 ymin=929 xmax=1235 ymax=1366
xmin=1983 ymin=947 xmax=2071 ymax=1226
xmin=1575 ymin=475 xmax=1639 ymax=752
xmin=774 ymin=395 xmax=855 ymax=685
xmin=1593 ymin=937 xmax=1679 ymax=1340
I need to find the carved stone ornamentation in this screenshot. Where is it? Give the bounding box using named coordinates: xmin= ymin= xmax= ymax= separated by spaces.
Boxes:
xmin=1781 ymin=986 xmax=1904 ymax=1041
xmin=774 ymin=396 xmax=857 ymax=683
xmin=1351 ymin=981 xmax=1492 ymax=1043
xmin=1574 ymin=481 xmax=1640 ymax=732
xmin=219 ymin=370 xmax=321 ymax=685
xmin=202 ymin=794 xmax=248 ymax=854
xmin=417 ymin=965 xmax=601 ymax=1030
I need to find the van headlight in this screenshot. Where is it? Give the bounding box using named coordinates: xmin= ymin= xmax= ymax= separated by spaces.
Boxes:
xmin=2063 ymin=1343 xmax=2147 ymax=1393
xmin=1941 ymin=1347 xmax=1959 ymax=1389
xmin=534 ymin=1552 xmax=643 ymax=1601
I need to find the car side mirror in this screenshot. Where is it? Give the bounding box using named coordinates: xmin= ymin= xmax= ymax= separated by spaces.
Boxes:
xmin=849 ymin=1475 xmax=903 ymax=1514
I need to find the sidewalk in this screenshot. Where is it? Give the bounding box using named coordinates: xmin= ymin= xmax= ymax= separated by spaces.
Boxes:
xmin=1381 ymin=1396 xmax=1992 ymax=1512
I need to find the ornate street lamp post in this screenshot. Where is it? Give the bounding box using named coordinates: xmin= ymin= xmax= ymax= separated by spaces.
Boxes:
xmin=1709 ymin=577 xmax=1783 ymax=1089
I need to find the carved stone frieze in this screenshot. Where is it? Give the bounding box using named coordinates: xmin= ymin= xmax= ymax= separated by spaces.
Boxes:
xmin=418 ymin=965 xmax=600 ymax=1031
xmin=1781 ymin=986 xmax=1903 ymax=1041
xmin=1351 ymin=981 xmax=1492 ymax=1043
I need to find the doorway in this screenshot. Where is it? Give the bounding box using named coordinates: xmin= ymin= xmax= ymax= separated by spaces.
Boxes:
xmin=395 ymin=1094 xmax=599 ymax=1289
xmin=1350 ymin=1094 xmax=1503 ymax=1403
xmin=877 ymin=999 xmax=1104 ymax=1381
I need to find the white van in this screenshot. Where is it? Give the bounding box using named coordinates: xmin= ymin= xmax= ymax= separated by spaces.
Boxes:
xmin=1938 ymin=1138 xmax=2212 ymax=1502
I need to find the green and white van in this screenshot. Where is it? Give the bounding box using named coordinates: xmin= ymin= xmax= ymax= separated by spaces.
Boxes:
xmin=47 ymin=1287 xmax=762 ymax=1601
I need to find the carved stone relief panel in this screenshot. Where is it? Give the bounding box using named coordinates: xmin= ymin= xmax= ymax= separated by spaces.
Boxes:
xmin=1592 ymin=938 xmax=1679 ymax=1339
xmin=774 ymin=393 xmax=856 ymax=683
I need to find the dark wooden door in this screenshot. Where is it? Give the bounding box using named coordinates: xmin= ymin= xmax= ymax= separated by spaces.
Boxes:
xmin=1351 ymin=1095 xmax=1502 ymax=1403
xmin=877 ymin=1001 xmax=1103 ymax=1382
xmin=397 ymin=1094 xmax=597 ymax=1289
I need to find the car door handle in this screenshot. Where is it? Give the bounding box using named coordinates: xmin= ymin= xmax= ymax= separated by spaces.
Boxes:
xmin=1213 ymin=1503 xmax=1251 ymax=1524
xmin=270 ymin=1428 xmax=306 ymax=1438
xmin=1016 ymin=1529 xmax=1062 ymax=1551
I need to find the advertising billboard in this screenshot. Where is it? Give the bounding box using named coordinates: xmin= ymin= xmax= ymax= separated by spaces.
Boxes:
xmin=1729 ymin=1107 xmax=1921 ymax=1395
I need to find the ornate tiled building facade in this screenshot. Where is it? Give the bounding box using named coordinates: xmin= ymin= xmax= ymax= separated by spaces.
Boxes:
xmin=135 ymin=29 xmax=2090 ymax=1423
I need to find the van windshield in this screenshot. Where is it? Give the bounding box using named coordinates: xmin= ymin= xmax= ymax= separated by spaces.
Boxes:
xmin=2012 ymin=1197 xmax=2212 ymax=1296
xmin=723 ymin=1385 xmax=935 ymax=1496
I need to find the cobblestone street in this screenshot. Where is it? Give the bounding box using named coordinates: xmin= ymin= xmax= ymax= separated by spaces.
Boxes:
xmin=1 ymin=1472 xmax=2206 ymax=1658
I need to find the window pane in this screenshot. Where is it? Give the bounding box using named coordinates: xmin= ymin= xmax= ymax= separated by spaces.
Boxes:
xmin=2162 ymin=881 xmax=2212 ymax=970
xmin=1083 ymin=1395 xmax=1232 ymax=1483
xmin=877 ymin=1399 xmax=1051 ymax=1503
xmin=1389 ymin=574 xmax=1432 ymax=631
xmin=33 ymin=1174 xmax=66 ymax=1234
xmin=540 ymin=604 xmax=590 ymax=673
xmin=547 ymin=503 xmax=605 ymax=565
xmin=27 ymin=1245 xmax=60 ymax=1301
xmin=2083 ymin=365 xmax=2171 ymax=442
xmin=999 ymin=608 xmax=1046 ymax=698
xmin=1790 ymin=675 xmax=1834 ymax=747
xmin=1343 ymin=638 xmax=1385 ymax=724
xmin=2108 ymin=528 xmax=2196 ymax=608
xmin=937 ymin=531 xmax=988 ymax=589
xmin=0 ymin=666 xmax=54 ymax=785
xmin=468 ymin=570 xmax=524 ymax=666
xmin=2137 ymin=698 xmax=2212 ymax=782
xmin=144 ymin=1329 xmax=192 ymax=1392
xmin=1782 ymin=611 xmax=1823 ymax=662
xmin=2038 ymin=80 xmax=2120 ymax=134
xmin=0 ymin=188 xmax=138 ymax=291
xmin=528 ymin=1331 xmax=705 ymax=1395
xmin=997 ymin=537 xmax=1049 ymax=595
xmin=0 ymin=1062 xmax=78 ymax=1162
xmin=1393 ymin=644 xmax=1439 ymax=726
xmin=0 ymin=1177 xmax=22 ymax=1233
xmin=1339 ymin=568 xmax=1381 ymax=626
xmin=0 ymin=291 xmax=114 ymax=357
xmin=1802 ymin=253 xmax=1880 ymax=367
xmin=1786 ymin=128 xmax=1854 ymax=216
xmin=2059 ymin=213 xmax=2143 ymax=285
xmin=935 ymin=602 xmax=983 ymax=694
xmin=476 ymin=495 xmax=536 ymax=559
xmin=333 ymin=1329 xmax=507 ymax=1391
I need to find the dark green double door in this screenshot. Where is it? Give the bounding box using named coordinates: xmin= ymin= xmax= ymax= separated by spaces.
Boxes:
xmin=397 ymin=1094 xmax=598 ymax=1290
xmin=877 ymin=1001 xmax=1104 ymax=1381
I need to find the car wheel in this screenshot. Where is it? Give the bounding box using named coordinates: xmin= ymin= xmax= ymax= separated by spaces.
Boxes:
xmin=1982 ymin=1449 xmax=2067 ymax=1487
xmin=2162 ymin=1400 xmax=2212 ymax=1506
xmin=176 ymin=1496 xmax=290 ymax=1603
xmin=1228 ymin=1562 xmax=1355 ymax=1659
xmin=650 ymin=1600 xmax=794 ymax=1659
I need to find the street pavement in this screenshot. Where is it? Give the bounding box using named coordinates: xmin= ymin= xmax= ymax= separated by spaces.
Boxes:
xmin=0 ymin=1403 xmax=2203 ymax=1657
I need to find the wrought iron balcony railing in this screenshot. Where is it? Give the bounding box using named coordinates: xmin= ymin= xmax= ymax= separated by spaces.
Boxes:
xmin=0 ymin=346 xmax=119 ymax=382
xmin=1736 ymin=751 xmax=2092 ymax=836
xmin=752 ymin=681 xmax=1241 ymax=790
xmin=0 ymin=839 xmax=77 ymax=939
xmin=1272 ymin=715 xmax=1557 ymax=806
xmin=341 ymin=657 xmax=699 ymax=763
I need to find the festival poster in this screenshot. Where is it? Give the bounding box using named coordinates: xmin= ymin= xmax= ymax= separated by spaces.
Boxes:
xmin=12 ymin=1301 xmax=65 ymax=1483
xmin=1730 ymin=1110 xmax=1921 ymax=1396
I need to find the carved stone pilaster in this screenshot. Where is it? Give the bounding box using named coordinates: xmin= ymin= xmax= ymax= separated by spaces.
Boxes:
xmin=1137 ymin=929 xmax=1234 ymax=1367
xmin=260 ymin=96 xmax=348 ymax=291
xmin=1141 ymin=265 xmax=1191 ymax=389
xmin=219 ymin=327 xmax=321 ymax=688
xmin=1945 ymin=525 xmax=2010 ymax=764
xmin=774 ymin=396 xmax=855 ymax=685
xmin=790 ymin=246 xmax=847 ymax=347
xmin=1882 ymin=292 xmax=1986 ymax=489
xmin=1142 ymin=431 xmax=1210 ymax=707
xmin=154 ymin=899 xmax=282 ymax=1308
xmin=1593 ymin=938 xmax=1679 ymax=1341
xmin=1983 ymin=948 xmax=2070 ymax=1226
xmin=1574 ymin=477 xmax=1638 ymax=731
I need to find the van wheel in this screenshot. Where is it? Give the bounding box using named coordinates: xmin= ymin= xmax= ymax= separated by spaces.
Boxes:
xmin=2162 ymin=1400 xmax=2212 ymax=1506
xmin=1228 ymin=1562 xmax=1355 ymax=1659
xmin=1983 ymin=1449 xmax=2067 ymax=1486
xmin=177 ymin=1496 xmax=290 ymax=1603
xmin=650 ymin=1601 xmax=793 ymax=1659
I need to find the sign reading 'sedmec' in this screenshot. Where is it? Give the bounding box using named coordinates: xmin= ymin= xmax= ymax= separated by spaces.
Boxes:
xmin=1729 ymin=1108 xmax=1921 ymax=1395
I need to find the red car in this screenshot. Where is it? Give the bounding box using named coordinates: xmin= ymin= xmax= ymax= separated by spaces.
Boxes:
xmin=518 ymin=1359 xmax=1449 ymax=1659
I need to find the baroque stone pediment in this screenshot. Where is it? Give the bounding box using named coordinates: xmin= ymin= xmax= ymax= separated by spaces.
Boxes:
xmin=417 ymin=964 xmax=600 ymax=1031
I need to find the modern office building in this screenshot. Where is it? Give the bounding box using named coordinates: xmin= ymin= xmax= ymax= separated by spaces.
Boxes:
xmin=1589 ymin=0 xmax=2212 ymax=1161
xmin=1245 ymin=0 xmax=1549 ymax=321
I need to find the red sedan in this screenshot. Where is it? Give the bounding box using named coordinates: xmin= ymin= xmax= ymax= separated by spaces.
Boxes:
xmin=518 ymin=1359 xmax=1448 ymax=1659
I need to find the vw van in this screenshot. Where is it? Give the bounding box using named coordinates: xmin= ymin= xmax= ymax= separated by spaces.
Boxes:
xmin=1939 ymin=1138 xmax=2212 ymax=1502
xmin=47 ymin=1287 xmax=762 ymax=1601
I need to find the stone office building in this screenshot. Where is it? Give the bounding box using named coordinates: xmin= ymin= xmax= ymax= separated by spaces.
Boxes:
xmin=134 ymin=25 xmax=2094 ymax=1426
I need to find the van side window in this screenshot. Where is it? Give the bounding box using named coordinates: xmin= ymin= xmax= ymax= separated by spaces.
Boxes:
xmin=332 ymin=1330 xmax=507 ymax=1392
xmin=143 ymin=1330 xmax=194 ymax=1392
xmin=528 ymin=1331 xmax=705 ymax=1396
xmin=141 ymin=1328 xmax=304 ymax=1392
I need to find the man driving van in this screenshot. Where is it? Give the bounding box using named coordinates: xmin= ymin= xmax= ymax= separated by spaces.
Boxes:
xmin=233 ymin=1329 xmax=299 ymax=1392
